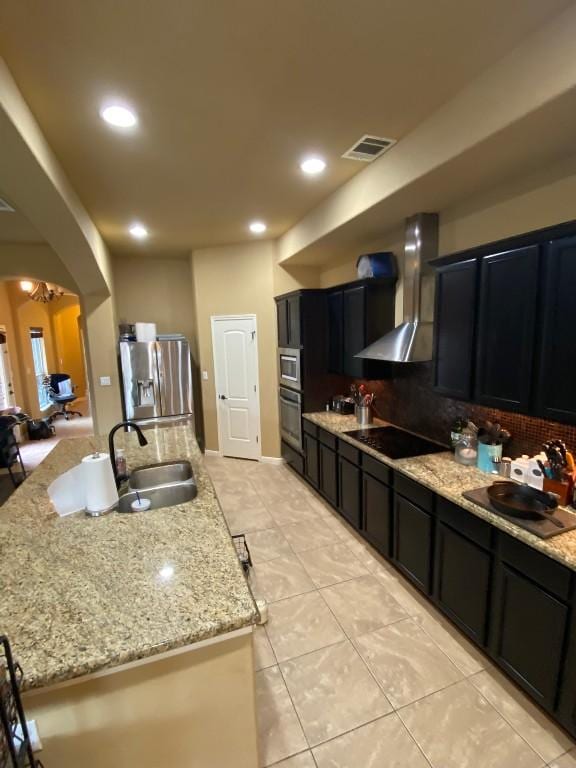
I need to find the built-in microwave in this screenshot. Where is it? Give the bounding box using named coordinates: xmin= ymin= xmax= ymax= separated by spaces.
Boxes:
xmin=278 ymin=347 xmax=301 ymax=391
xmin=279 ymin=386 xmax=302 ymax=451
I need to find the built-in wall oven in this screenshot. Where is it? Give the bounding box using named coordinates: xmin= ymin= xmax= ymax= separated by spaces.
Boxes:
xmin=278 ymin=347 xmax=301 ymax=391
xmin=279 ymin=386 xmax=302 ymax=451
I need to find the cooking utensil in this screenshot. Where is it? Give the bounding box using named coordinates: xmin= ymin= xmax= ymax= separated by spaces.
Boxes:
xmin=486 ymin=481 xmax=564 ymax=528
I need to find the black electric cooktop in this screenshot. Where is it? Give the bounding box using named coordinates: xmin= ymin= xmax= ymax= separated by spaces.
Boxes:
xmin=344 ymin=426 xmax=447 ymax=460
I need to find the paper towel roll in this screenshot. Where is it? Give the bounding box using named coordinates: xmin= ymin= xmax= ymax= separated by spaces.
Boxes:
xmin=48 ymin=465 xmax=86 ymax=516
xmin=81 ymin=452 xmax=119 ymax=515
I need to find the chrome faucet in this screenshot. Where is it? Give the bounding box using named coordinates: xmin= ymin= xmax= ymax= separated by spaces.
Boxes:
xmin=108 ymin=421 xmax=148 ymax=488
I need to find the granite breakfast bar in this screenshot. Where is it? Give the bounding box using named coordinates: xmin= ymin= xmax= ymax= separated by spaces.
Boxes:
xmin=0 ymin=423 xmax=259 ymax=768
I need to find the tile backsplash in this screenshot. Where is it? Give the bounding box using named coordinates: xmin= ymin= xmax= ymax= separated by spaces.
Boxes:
xmin=335 ymin=363 xmax=576 ymax=458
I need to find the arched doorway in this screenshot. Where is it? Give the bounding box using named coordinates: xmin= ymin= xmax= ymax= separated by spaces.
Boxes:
xmin=0 ymin=276 xmax=93 ymax=498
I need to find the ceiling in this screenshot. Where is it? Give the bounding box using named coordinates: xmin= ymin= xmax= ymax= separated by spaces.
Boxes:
xmin=0 ymin=0 xmax=571 ymax=256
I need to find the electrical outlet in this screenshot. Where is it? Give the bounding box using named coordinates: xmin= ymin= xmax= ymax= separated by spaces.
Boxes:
xmin=99 ymin=376 xmax=111 ymax=386
xmin=202 ymin=370 xmax=208 ymax=381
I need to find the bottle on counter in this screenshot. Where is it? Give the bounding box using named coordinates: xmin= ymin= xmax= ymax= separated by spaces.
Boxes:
xmin=115 ymin=448 xmax=127 ymax=478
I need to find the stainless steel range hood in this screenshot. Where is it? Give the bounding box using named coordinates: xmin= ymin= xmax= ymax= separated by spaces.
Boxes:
xmin=355 ymin=213 xmax=439 ymax=363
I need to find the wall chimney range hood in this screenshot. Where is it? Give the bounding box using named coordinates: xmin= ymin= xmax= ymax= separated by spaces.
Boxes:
xmin=355 ymin=212 xmax=439 ymax=363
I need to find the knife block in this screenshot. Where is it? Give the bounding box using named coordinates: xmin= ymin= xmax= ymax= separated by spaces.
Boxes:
xmin=543 ymin=477 xmax=571 ymax=506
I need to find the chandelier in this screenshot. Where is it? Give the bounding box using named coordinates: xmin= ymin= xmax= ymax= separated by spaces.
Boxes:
xmin=20 ymin=280 xmax=65 ymax=303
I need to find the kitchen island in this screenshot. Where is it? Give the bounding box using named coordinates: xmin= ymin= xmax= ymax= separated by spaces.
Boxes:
xmin=0 ymin=423 xmax=259 ymax=767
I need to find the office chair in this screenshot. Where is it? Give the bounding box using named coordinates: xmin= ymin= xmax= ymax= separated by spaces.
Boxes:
xmin=0 ymin=416 xmax=26 ymax=487
xmin=44 ymin=374 xmax=83 ymax=421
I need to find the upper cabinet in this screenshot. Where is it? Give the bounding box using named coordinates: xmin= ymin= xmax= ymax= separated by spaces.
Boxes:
xmin=432 ymin=234 xmax=576 ymax=425
xmin=327 ymin=279 xmax=396 ymax=379
xmin=433 ymin=258 xmax=478 ymax=399
xmin=474 ymin=245 xmax=539 ymax=411
xmin=535 ymin=236 xmax=576 ymax=425
xmin=276 ymin=294 xmax=301 ymax=348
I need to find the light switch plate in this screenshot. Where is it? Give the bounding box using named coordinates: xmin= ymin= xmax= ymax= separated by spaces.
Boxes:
xmin=99 ymin=376 xmax=111 ymax=386
xmin=202 ymin=370 xmax=208 ymax=381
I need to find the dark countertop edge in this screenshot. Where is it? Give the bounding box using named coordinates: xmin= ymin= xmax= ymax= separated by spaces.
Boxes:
xmin=303 ymin=412 xmax=576 ymax=573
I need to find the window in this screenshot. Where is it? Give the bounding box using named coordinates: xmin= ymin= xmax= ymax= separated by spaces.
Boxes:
xmin=30 ymin=327 xmax=50 ymax=411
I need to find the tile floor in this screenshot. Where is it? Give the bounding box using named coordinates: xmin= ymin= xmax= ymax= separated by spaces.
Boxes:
xmin=205 ymin=454 xmax=576 ymax=768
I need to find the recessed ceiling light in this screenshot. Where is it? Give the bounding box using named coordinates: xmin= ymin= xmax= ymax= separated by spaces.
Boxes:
xmin=129 ymin=223 xmax=148 ymax=240
xmin=100 ymin=103 xmax=138 ymax=129
xmin=249 ymin=221 xmax=267 ymax=234
xmin=300 ymin=156 xmax=326 ymax=175
xmin=20 ymin=280 xmax=34 ymax=293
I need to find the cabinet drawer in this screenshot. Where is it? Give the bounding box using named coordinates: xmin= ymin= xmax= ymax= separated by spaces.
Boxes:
xmin=437 ymin=496 xmax=492 ymax=550
xmin=498 ymin=533 xmax=571 ymax=602
xmin=338 ymin=439 xmax=361 ymax=465
xmin=319 ymin=427 xmax=337 ymax=450
xmin=281 ymin=440 xmax=304 ymax=476
xmin=362 ymin=454 xmax=391 ymax=485
xmin=394 ymin=473 xmax=434 ymax=512
xmin=303 ymin=420 xmax=318 ymax=437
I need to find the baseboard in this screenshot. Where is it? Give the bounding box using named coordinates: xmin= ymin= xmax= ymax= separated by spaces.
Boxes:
xmin=203 ymin=449 xmax=283 ymax=465
xmin=260 ymin=456 xmax=284 ymax=465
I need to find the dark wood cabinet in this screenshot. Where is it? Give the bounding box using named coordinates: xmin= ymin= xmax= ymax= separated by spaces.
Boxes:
xmin=287 ymin=295 xmax=301 ymax=348
xmin=474 ymin=245 xmax=539 ymax=411
xmin=277 ymin=298 xmax=289 ymax=348
xmin=338 ymin=456 xmax=361 ymax=528
xmin=535 ymin=236 xmax=576 ymax=424
xmin=557 ymin=607 xmax=576 ymax=736
xmin=362 ymin=471 xmax=392 ymax=556
xmin=490 ymin=537 xmax=570 ymax=709
xmin=303 ymin=433 xmax=319 ymax=488
xmin=327 ymin=290 xmax=343 ymax=374
xmin=393 ymin=492 xmax=434 ymax=594
xmin=433 ymin=258 xmax=477 ymax=399
xmin=276 ymin=295 xmax=301 ymax=348
xmin=435 ymin=520 xmax=492 ymax=645
xmin=319 ymin=443 xmax=338 ymax=506
xmin=281 ymin=440 xmax=304 ymax=476
xmin=326 ymin=279 xmax=395 ymax=379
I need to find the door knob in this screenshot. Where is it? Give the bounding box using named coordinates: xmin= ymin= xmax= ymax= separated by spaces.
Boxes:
xmin=219 ymin=395 xmax=227 ymax=400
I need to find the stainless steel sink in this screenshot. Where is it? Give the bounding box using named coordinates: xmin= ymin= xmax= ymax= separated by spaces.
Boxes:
xmin=117 ymin=459 xmax=197 ymax=513
xmin=129 ymin=460 xmax=193 ymax=489
xmin=117 ymin=482 xmax=197 ymax=512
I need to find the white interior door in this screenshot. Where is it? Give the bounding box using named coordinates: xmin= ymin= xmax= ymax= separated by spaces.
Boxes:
xmin=212 ymin=315 xmax=260 ymax=460
xmin=0 ymin=326 xmax=15 ymax=410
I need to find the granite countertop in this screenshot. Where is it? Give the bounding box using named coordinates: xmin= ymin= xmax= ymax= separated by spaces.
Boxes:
xmin=304 ymin=412 xmax=576 ymax=572
xmin=0 ymin=424 xmax=258 ymax=690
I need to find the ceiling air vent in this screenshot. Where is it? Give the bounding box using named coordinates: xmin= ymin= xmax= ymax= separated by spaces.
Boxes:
xmin=342 ymin=134 xmax=396 ymax=162
xmin=0 ymin=198 xmax=15 ymax=212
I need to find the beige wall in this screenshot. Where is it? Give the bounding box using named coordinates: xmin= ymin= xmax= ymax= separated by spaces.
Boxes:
xmin=51 ymin=295 xmax=86 ymax=397
xmin=317 ymin=166 xmax=576 ymax=329
xmin=113 ymin=255 xmax=195 ymax=340
xmin=190 ymin=241 xmax=280 ymax=457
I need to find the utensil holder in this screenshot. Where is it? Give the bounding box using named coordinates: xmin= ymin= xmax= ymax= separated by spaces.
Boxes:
xmin=356 ymin=405 xmax=373 ymax=426
xmin=477 ymin=442 xmax=502 ymax=474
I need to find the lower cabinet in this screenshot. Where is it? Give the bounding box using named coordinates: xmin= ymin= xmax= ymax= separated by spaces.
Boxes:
xmin=393 ymin=493 xmax=434 ymax=594
xmin=338 ymin=456 xmax=361 ymax=529
xmin=490 ymin=559 xmax=569 ymax=709
xmin=362 ymin=472 xmax=392 ymax=556
xmin=435 ymin=521 xmax=492 ymax=645
xmin=303 ymin=433 xmax=319 ymax=488
xmin=281 ymin=440 xmax=304 ymax=476
xmin=319 ymin=443 xmax=338 ymax=506
xmin=297 ymin=423 xmax=576 ymax=734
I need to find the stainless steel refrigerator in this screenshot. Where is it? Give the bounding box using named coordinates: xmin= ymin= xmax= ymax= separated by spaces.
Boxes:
xmin=119 ymin=339 xmax=194 ymax=422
